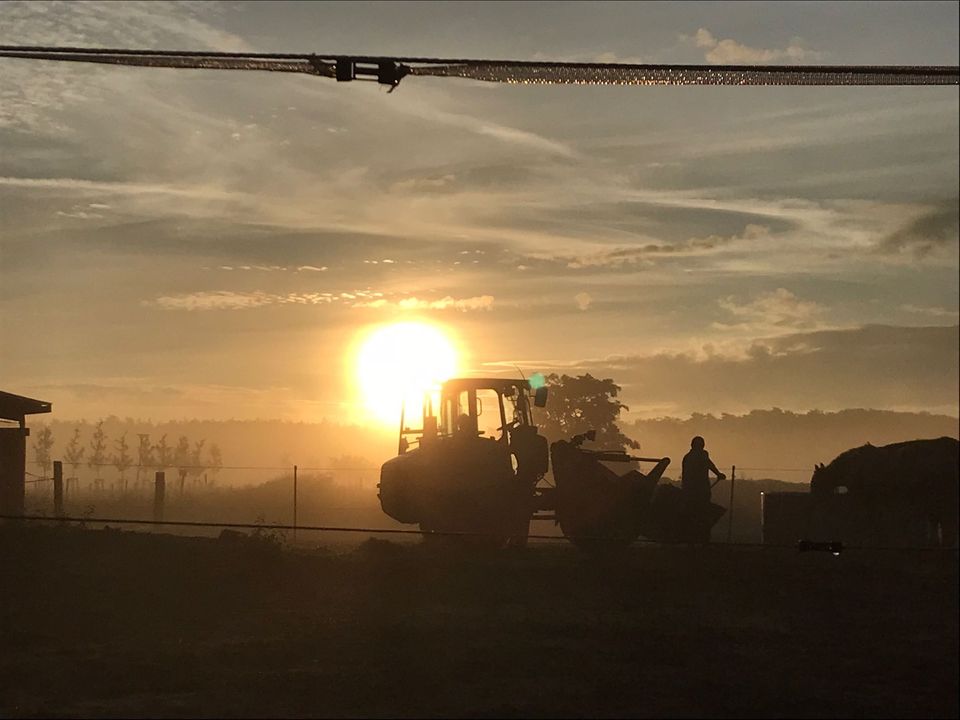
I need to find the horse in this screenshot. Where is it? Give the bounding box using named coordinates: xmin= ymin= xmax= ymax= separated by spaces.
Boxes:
xmin=811 ymin=437 xmax=959 ymax=547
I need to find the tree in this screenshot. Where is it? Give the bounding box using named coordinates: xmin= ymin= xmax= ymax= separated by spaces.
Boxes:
xmin=112 ymin=432 xmax=133 ymax=493
xmin=174 ymin=436 xmax=190 ymax=495
xmin=209 ymin=443 xmax=223 ymax=485
xmin=207 ymin=443 xmax=223 ymax=487
xmin=32 ymin=425 xmax=55 ymax=478
xmin=136 ymin=434 xmax=154 ymax=488
xmin=64 ymin=427 xmax=85 ymax=490
xmin=154 ymin=434 xmax=173 ymax=474
xmin=88 ymin=420 xmax=108 ymax=490
xmin=534 ymin=373 xmax=639 ymax=452
xmin=188 ymin=439 xmax=206 ymax=486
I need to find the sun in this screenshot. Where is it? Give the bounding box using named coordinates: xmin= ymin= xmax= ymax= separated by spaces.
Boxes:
xmin=354 ymin=322 xmax=459 ymax=426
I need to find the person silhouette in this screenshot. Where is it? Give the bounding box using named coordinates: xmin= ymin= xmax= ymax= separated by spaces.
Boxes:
xmin=681 ymin=436 xmax=725 ymax=542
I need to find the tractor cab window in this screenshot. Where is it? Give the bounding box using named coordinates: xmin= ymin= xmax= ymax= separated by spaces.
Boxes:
xmin=501 ymin=387 xmax=524 ymax=428
xmin=442 ymin=390 xmax=472 ymax=437
xmin=475 ymin=388 xmax=505 ymax=440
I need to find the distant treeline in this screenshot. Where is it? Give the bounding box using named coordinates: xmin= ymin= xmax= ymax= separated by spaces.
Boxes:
xmin=627 ymin=408 xmax=959 ymax=483
xmin=29 ymin=417 xmax=394 ymax=480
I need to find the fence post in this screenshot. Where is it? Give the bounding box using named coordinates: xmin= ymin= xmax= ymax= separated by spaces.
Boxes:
xmin=293 ymin=464 xmax=298 ymax=543
xmin=154 ymin=471 xmax=165 ymax=523
xmin=726 ymin=465 xmax=736 ymax=544
xmin=53 ymin=460 xmax=64 ymax=518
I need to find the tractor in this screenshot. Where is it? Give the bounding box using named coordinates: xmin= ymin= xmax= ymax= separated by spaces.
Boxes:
xmin=378 ymin=377 xmax=726 ymax=548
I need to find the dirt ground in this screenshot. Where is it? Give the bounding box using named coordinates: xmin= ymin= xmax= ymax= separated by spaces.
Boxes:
xmin=1 ymin=524 xmax=957 ymax=718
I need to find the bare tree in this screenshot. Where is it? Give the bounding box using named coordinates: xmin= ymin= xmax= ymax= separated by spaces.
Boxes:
xmin=174 ymin=436 xmax=190 ymax=495
xmin=154 ymin=434 xmax=173 ymax=476
xmin=112 ymin=432 xmax=133 ymax=494
xmin=136 ymin=433 xmax=154 ymax=489
xmin=64 ymin=427 xmax=85 ymax=492
xmin=32 ymin=425 xmax=55 ymax=479
xmin=207 ymin=443 xmax=223 ymax=487
xmin=188 ymin=439 xmax=206 ymax=486
xmin=88 ymin=420 xmax=108 ymax=491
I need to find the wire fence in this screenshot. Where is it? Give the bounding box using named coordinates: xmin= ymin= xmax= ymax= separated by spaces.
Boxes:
xmin=2 ymin=513 xmax=955 ymax=554
xmin=18 ymin=458 xmax=954 ymax=553
xmin=23 ymin=461 xmax=380 ymax=494
xmin=13 ymin=458 xmax=958 ymax=554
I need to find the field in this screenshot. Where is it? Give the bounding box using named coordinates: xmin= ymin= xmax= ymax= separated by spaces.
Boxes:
xmin=1 ymin=523 xmax=956 ymax=718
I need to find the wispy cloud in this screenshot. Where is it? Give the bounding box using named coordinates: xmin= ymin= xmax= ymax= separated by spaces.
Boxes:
xmin=353 ymin=295 xmax=495 ymax=311
xmin=0 ymin=1 xmax=251 ymax=132
xmin=148 ymin=290 xmax=351 ymax=311
xmin=394 ymin=103 xmax=576 ymax=158
xmin=563 ymin=224 xmax=772 ymax=270
xmin=0 ymin=175 xmax=241 ymax=201
xmin=147 ymin=289 xmax=495 ymax=313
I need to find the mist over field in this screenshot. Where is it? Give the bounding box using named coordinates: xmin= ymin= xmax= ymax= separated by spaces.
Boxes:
xmin=27 ymin=407 xmax=959 ymax=486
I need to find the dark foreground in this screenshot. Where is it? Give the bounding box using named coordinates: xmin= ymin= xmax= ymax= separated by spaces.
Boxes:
xmin=1 ymin=525 xmax=957 ymax=718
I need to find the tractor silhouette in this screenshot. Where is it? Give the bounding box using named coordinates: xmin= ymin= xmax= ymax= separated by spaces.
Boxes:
xmin=378 ymin=378 xmax=725 ymax=548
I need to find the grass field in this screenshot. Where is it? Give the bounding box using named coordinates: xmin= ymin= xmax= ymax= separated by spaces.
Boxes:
xmin=1 ymin=524 xmax=957 ymax=718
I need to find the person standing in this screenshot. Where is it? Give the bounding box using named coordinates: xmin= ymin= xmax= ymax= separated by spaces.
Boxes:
xmin=681 ymin=436 xmax=725 ymax=542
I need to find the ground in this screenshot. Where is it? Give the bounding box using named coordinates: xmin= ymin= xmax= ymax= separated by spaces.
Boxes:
xmin=1 ymin=524 xmax=957 ymax=718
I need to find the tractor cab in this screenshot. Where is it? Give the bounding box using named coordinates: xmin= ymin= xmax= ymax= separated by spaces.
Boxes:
xmin=398 ymin=378 xmax=547 ymax=454
xmin=379 ymin=377 xmax=549 ymax=544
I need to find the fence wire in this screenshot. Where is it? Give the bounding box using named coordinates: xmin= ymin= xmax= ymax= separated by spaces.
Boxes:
xmin=2 ymin=513 xmax=955 ymax=554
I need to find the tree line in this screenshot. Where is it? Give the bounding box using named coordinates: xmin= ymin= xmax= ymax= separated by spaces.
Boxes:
xmin=31 ymin=421 xmax=223 ymax=494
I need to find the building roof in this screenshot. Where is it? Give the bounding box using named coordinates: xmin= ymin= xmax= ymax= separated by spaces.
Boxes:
xmin=0 ymin=390 xmax=52 ymax=423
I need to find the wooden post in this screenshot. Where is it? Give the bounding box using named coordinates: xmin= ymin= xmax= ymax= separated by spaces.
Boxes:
xmin=154 ymin=471 xmax=165 ymax=523
xmin=293 ymin=464 xmax=298 ymax=543
xmin=53 ymin=460 xmax=64 ymax=518
xmin=726 ymin=465 xmax=736 ymax=544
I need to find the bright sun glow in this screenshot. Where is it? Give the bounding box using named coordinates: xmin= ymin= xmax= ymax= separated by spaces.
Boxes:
xmin=356 ymin=322 xmax=459 ymax=426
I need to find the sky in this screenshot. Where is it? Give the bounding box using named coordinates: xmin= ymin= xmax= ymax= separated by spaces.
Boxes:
xmin=0 ymin=0 xmax=958 ymax=423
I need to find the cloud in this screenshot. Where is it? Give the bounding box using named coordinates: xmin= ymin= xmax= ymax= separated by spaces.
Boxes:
xmin=574 ymin=292 xmax=592 ymax=311
xmin=684 ymin=28 xmax=822 ymax=65
xmin=149 ymin=291 xmax=282 ymax=311
xmin=391 ymin=174 xmax=458 ymax=193
xmin=877 ymin=200 xmax=959 ymax=258
xmin=147 ymin=290 xmax=374 ymax=311
xmin=901 ymin=304 xmax=960 ymax=319
xmin=715 ymin=288 xmax=826 ymax=333
xmin=150 ymin=288 xmax=494 ymax=313
xmin=56 ymin=209 xmax=103 ymax=220
xmin=563 ymin=224 xmax=772 ymax=270
xmin=518 ymin=324 xmax=959 ymax=418
xmin=394 ymin=103 xmax=576 ymax=158
xmin=0 ymin=1 xmax=251 ymax=132
xmin=353 ymin=295 xmax=495 ymax=311
xmin=0 ymin=175 xmax=241 ymax=201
